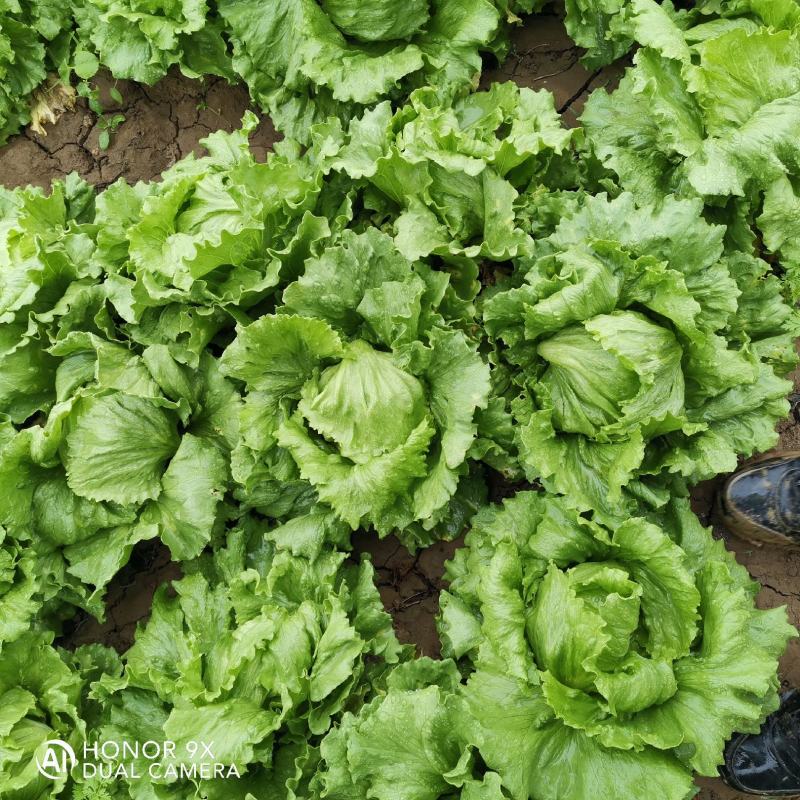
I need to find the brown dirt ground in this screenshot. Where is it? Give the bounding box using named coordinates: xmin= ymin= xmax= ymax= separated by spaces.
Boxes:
xmin=2 ymin=11 xmax=796 ymax=800
xmin=0 ymin=74 xmax=279 ymax=190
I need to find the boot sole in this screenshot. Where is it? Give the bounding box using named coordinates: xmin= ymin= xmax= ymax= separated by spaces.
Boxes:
xmin=717 ymin=495 xmax=799 ymax=548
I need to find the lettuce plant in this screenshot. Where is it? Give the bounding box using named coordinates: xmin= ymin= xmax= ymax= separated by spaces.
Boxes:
xmin=332 ymin=83 xmax=574 ymax=263
xmin=484 ymin=192 xmax=798 ymax=520
xmin=0 ymin=524 xmax=84 ymax=645
xmin=0 ymin=170 xmax=240 ymax=612
xmin=217 ymin=0 xmax=512 ymax=141
xmin=0 ymin=342 xmax=236 ymax=605
xmin=0 ymin=631 xmax=117 ymax=797
xmin=561 ymin=0 xmax=800 ymax=69
xmin=437 ymin=491 xmax=795 ymax=800
xmin=0 ymin=175 xmax=96 ymax=426
xmin=0 ymin=532 xmax=42 ymax=643
xmin=97 ymin=113 xmax=337 ymax=319
xmin=88 ymin=513 xmax=407 ymax=797
xmin=582 ymin=4 xmax=800 ymax=295
xmin=221 ymin=227 xmax=491 ymax=545
xmin=316 ymin=657 xmax=503 ymax=800
xmin=73 ymin=0 xmax=235 ymax=84
xmin=0 ymin=0 xmax=75 ymax=144
xmin=0 ymin=3 xmax=45 ymax=145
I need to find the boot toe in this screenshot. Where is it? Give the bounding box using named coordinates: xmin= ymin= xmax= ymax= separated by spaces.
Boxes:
xmin=727 ymin=465 xmax=782 ymax=530
xmin=723 ymin=459 xmax=800 ymax=545
xmin=723 ymin=731 xmax=800 ymax=795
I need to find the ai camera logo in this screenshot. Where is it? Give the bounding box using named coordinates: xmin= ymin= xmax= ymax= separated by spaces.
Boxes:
xmin=36 ymin=739 xmax=77 ymax=780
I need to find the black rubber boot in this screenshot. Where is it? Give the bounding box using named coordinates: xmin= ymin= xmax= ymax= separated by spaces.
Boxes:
xmin=721 ymin=691 xmax=800 ymax=795
xmin=719 ymin=453 xmax=800 ymax=547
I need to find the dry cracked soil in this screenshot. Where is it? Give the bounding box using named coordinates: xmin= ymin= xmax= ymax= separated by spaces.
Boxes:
xmin=1 ymin=11 xmax=797 ymax=800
